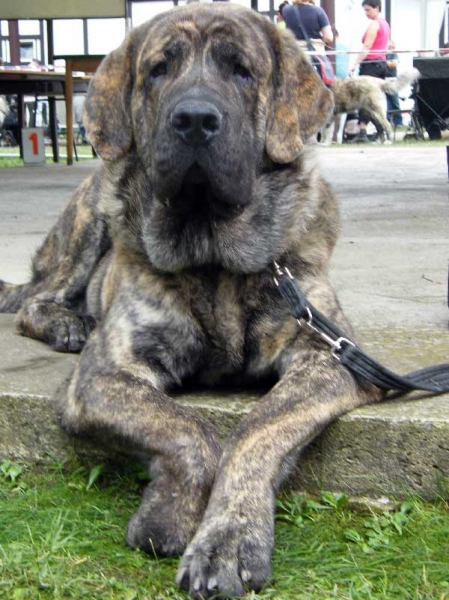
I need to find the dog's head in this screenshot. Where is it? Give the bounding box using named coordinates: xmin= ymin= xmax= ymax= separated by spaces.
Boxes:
xmin=84 ymin=4 xmax=334 ymax=272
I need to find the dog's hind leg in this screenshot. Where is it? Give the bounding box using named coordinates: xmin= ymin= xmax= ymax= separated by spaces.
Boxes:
xmin=369 ymin=113 xmax=392 ymax=143
xmin=1 ymin=169 xmax=112 ymax=351
xmin=0 ymin=281 xmax=34 ymax=314
xmin=361 ymin=95 xmax=392 ymax=143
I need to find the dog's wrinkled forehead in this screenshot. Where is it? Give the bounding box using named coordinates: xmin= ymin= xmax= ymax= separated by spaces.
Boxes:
xmin=85 ymin=3 xmax=333 ymax=164
xmin=134 ymin=4 xmax=275 ymax=79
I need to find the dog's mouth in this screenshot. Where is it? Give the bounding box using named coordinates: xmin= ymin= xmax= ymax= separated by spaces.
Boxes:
xmin=170 ymin=163 xmax=245 ymax=220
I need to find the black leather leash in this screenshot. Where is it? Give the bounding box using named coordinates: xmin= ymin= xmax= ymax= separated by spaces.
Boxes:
xmin=273 ymin=262 xmax=449 ymax=394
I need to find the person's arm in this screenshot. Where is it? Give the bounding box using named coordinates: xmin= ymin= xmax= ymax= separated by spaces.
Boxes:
xmin=349 ymin=20 xmax=379 ymax=73
xmin=320 ymin=25 xmax=334 ymax=46
xmin=386 ymin=53 xmax=398 ymax=70
xmin=317 ymin=8 xmax=333 ymax=46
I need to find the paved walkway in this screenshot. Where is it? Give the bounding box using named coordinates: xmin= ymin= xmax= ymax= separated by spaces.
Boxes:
xmin=1 ymin=146 xmax=447 ymax=331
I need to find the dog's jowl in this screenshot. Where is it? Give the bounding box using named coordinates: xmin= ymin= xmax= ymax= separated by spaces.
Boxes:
xmin=0 ymin=4 xmax=382 ymax=598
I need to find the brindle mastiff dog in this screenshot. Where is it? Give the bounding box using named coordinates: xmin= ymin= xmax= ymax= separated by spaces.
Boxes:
xmin=0 ymin=4 xmax=382 ymax=598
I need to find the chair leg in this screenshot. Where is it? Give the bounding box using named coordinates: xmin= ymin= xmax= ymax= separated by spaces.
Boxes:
xmin=411 ymin=112 xmax=424 ymax=140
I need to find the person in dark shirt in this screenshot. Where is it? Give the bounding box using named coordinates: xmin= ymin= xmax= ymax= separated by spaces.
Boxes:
xmin=283 ymin=0 xmax=333 ymax=55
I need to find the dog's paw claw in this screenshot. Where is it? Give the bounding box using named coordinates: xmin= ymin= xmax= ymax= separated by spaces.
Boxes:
xmin=206 ymin=575 xmax=218 ymax=591
xmin=240 ymin=569 xmax=252 ymax=583
xmin=177 ymin=519 xmax=273 ymax=598
xmin=175 ymin=566 xmax=189 ymax=590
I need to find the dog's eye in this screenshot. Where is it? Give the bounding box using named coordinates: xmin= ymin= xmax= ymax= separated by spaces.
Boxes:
xmin=150 ymin=61 xmax=168 ymax=81
xmin=233 ymin=63 xmax=252 ymax=84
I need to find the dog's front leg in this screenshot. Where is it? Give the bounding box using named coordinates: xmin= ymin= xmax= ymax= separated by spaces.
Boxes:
xmin=177 ymin=349 xmax=382 ymax=598
xmin=57 ymin=331 xmax=222 ymax=557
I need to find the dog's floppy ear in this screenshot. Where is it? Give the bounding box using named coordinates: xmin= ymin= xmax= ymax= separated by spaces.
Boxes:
xmin=83 ymin=34 xmax=135 ymax=161
xmin=266 ymin=30 xmax=334 ymax=164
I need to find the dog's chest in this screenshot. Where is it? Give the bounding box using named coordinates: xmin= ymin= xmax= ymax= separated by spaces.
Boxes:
xmin=186 ymin=272 xmax=294 ymax=383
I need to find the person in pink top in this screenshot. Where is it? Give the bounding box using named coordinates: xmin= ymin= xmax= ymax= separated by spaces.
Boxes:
xmin=349 ymin=0 xmax=391 ymax=142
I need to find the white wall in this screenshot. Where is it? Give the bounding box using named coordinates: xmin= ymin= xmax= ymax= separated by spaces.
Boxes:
xmin=390 ymin=0 xmax=422 ymax=70
xmin=422 ymin=0 xmax=446 ymax=49
xmin=335 ymin=0 xmax=370 ymax=52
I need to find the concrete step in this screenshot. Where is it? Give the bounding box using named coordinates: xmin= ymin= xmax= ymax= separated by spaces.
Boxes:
xmin=1 ymin=313 xmax=449 ymax=500
xmin=1 ymin=145 xmax=448 ymax=501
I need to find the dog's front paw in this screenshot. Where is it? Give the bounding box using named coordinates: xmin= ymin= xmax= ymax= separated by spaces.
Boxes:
xmin=176 ymin=508 xmax=274 ymax=598
xmin=126 ymin=470 xmax=213 ymax=558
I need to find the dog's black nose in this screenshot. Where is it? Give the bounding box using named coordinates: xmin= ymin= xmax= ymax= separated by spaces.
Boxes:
xmin=171 ymin=101 xmax=222 ymax=145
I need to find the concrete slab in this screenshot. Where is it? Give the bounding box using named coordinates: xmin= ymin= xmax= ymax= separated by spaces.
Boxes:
xmin=1 ymin=146 xmax=449 ymax=498
xmin=0 ymin=161 xmax=98 ymax=284
xmin=1 ymin=312 xmax=448 ymax=498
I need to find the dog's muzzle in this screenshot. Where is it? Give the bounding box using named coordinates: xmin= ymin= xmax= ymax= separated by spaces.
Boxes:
xmin=170 ymin=100 xmax=222 ymax=145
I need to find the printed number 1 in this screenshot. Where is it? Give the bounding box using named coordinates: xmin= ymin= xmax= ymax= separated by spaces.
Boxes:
xmin=29 ymin=132 xmax=39 ymax=155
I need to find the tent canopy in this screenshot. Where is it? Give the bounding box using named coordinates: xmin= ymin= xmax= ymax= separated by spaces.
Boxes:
xmin=1 ymin=0 xmax=126 ymax=20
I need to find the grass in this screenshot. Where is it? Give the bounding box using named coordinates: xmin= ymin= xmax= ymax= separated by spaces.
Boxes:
xmin=1 ymin=134 xmax=448 ymax=169
xmin=0 ymin=157 xmax=24 ymax=168
xmin=1 ymin=458 xmax=449 ymax=599
xmin=0 ymin=143 xmax=97 ymax=168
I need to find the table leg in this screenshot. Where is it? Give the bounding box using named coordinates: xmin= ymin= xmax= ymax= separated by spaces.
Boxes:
xmin=48 ymin=97 xmax=59 ymax=163
xmin=65 ymin=60 xmax=74 ymax=166
xmin=17 ymin=94 xmax=24 ymax=159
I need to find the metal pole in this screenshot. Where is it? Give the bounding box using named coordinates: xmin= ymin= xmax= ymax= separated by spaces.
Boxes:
xmin=46 ymin=19 xmax=59 ymax=163
xmin=385 ymin=0 xmax=391 ymax=27
xmin=46 ymin=19 xmax=54 ymax=64
xmin=125 ymin=0 xmax=133 ymax=32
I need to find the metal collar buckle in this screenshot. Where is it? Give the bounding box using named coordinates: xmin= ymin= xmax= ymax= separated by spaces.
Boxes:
xmin=273 ymin=261 xmax=355 ymax=360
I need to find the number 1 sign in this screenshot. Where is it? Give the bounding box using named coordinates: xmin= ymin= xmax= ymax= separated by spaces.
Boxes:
xmin=22 ymin=128 xmax=45 ymax=165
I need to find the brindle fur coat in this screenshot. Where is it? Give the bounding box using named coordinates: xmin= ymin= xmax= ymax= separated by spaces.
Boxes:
xmin=0 ymin=4 xmax=382 ymax=598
